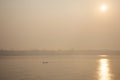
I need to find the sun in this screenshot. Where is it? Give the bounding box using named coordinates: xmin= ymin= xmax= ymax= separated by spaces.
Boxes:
xmin=101 ymin=4 xmax=107 ymax=12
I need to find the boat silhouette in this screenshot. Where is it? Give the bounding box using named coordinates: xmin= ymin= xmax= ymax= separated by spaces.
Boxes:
xmin=42 ymin=61 xmax=48 ymax=64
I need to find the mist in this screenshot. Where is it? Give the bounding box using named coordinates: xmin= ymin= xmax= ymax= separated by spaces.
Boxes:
xmin=0 ymin=0 xmax=120 ymax=50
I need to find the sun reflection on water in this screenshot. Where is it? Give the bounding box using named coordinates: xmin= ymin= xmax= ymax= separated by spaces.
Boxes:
xmin=98 ymin=58 xmax=113 ymax=80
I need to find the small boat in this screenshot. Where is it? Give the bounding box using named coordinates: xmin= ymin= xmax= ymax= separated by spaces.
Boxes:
xmin=42 ymin=61 xmax=48 ymax=64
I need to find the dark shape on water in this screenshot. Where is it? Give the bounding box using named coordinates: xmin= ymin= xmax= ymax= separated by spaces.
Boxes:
xmin=42 ymin=61 xmax=48 ymax=64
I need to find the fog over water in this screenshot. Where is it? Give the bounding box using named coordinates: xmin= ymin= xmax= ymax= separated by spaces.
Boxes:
xmin=0 ymin=0 xmax=120 ymax=50
xmin=1 ymin=1 xmax=120 ymax=80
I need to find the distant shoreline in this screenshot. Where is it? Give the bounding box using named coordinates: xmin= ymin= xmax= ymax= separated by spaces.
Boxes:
xmin=0 ymin=50 xmax=120 ymax=56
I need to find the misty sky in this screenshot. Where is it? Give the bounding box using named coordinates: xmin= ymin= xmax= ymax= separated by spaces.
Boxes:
xmin=0 ymin=0 xmax=120 ymax=50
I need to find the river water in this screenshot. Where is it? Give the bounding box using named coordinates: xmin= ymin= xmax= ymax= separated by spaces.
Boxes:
xmin=0 ymin=55 xmax=120 ymax=80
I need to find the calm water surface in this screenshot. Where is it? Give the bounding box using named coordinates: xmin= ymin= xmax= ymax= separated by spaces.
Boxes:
xmin=0 ymin=55 xmax=119 ymax=80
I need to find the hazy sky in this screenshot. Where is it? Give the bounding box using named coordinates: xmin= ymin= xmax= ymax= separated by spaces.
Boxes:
xmin=0 ymin=0 xmax=120 ymax=50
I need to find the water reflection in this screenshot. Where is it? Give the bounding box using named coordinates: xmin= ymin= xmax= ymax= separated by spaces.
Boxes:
xmin=98 ymin=58 xmax=113 ymax=80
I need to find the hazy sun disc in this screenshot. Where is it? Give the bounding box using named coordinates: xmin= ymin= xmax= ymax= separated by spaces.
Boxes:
xmin=101 ymin=5 xmax=107 ymax=12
